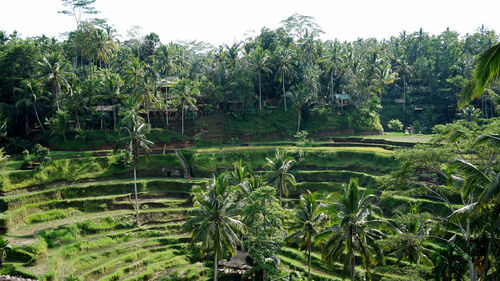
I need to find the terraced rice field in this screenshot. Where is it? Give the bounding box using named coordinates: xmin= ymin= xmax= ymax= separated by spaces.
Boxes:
xmin=1 ymin=138 xmax=449 ymax=280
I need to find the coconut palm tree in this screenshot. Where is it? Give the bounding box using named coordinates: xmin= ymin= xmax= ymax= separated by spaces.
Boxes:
xmin=275 ymin=46 xmax=294 ymax=111
xmin=38 ymin=52 xmax=73 ymax=111
xmin=432 ymin=243 xmax=467 ymax=281
xmin=390 ymin=209 xmax=435 ymax=266
xmin=14 ymin=79 xmax=47 ymax=133
xmin=102 ymin=72 xmax=122 ymax=130
xmin=184 ymin=174 xmax=245 ymax=281
xmin=155 ymin=44 xmax=180 ymax=128
xmin=459 ymin=43 xmax=500 ymax=109
xmin=229 ymin=160 xmax=249 ymax=186
xmin=264 ymin=149 xmax=296 ymax=202
xmin=119 ymin=109 xmax=153 ymax=226
xmin=287 ymin=190 xmax=328 ymax=281
xmin=249 ymin=45 xmax=272 ymax=110
xmin=317 ymin=178 xmax=384 ymax=281
xmin=171 ymin=78 xmax=199 ymax=135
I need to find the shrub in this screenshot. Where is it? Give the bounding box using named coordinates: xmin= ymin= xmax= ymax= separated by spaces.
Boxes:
xmin=32 ymin=144 xmax=50 ymax=164
xmin=387 ymin=119 xmax=403 ymax=131
xmin=113 ymin=150 xmax=132 ymax=169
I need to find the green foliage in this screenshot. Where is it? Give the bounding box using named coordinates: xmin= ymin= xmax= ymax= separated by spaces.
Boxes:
xmin=113 ymin=150 xmax=131 ymax=169
xmin=387 ymin=119 xmax=403 ymax=131
xmin=244 ymin=186 xmax=286 ymax=280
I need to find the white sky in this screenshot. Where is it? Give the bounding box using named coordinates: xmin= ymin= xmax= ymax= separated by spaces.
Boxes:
xmin=1 ymin=0 xmax=499 ymax=45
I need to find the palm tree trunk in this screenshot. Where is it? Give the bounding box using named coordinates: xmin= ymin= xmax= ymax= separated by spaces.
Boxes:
xmin=33 ymin=103 xmax=44 ymax=132
xmin=258 ymin=71 xmax=262 ymax=110
xmin=182 ymin=101 xmax=185 ymax=135
xmin=134 ymin=166 xmax=140 ymax=226
xmin=76 ymin=110 xmax=80 ymax=130
xmin=214 ymin=251 xmax=218 ymax=281
xmin=283 ymin=73 xmax=287 ymax=111
xmin=308 ymin=241 xmax=312 ymax=281
xmin=112 ymin=100 xmax=116 ymax=131
xmin=165 ymin=87 xmax=169 ymax=128
xmin=351 ymin=250 xmax=355 ymax=281
xmin=25 ymin=110 xmax=29 ymax=136
xmin=297 ymin=107 xmax=301 ymax=133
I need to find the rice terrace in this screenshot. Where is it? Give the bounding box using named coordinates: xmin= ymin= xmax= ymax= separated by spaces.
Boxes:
xmin=0 ymin=0 xmax=499 ymax=280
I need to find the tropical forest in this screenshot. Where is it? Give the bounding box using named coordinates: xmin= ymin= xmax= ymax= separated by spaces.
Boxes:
xmin=0 ymin=1 xmax=499 ymax=280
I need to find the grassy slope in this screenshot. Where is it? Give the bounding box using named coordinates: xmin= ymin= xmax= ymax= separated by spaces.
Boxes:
xmin=1 ymin=138 xmax=448 ymax=281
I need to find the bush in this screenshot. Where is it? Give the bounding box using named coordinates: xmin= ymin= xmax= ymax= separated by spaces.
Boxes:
xmin=387 ymin=119 xmax=403 ymax=131
xmin=113 ymin=150 xmax=132 ymax=169
xmin=32 ymin=144 xmax=50 ymax=164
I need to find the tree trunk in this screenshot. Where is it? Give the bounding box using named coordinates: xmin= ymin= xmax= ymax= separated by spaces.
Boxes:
xmin=308 ymin=241 xmax=312 ymax=281
xmin=76 ymin=110 xmax=80 ymax=130
xmin=351 ymin=249 xmax=355 ymax=281
xmin=214 ymin=251 xmax=218 ymax=281
xmin=25 ymin=110 xmax=29 ymax=136
xmin=297 ymin=107 xmax=301 ymax=133
xmin=258 ymin=71 xmax=262 ymax=110
xmin=133 ymin=166 xmax=140 ymax=226
xmin=112 ymin=100 xmax=116 ymax=131
xmin=165 ymin=87 xmax=169 ymax=128
xmin=33 ymin=103 xmax=45 ymax=132
xmin=145 ymin=100 xmax=150 ymax=125
xmin=403 ymin=74 xmax=406 ymax=111
xmin=282 ymin=73 xmax=287 ymax=111
xmin=182 ymin=101 xmax=185 ymax=135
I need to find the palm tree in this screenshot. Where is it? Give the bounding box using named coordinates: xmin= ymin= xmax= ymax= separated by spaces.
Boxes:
xmin=230 ymin=160 xmax=249 ymax=186
xmin=155 ymin=44 xmax=180 ymax=128
xmin=275 ymin=46 xmax=294 ymax=111
xmin=38 ymin=52 xmax=73 ymax=111
xmin=390 ymin=209 xmax=435 ymax=266
xmin=14 ymin=79 xmax=47 ymax=133
xmin=119 ymin=109 xmax=153 ymax=225
xmin=184 ymin=174 xmax=245 ymax=281
xmin=264 ymin=149 xmax=296 ymax=201
xmin=102 ymin=72 xmax=122 ymax=130
xmin=459 ymin=43 xmax=500 ymax=109
xmin=172 ymin=78 xmax=199 ymax=135
xmin=65 ymin=86 xmax=89 ymax=130
xmin=287 ymin=190 xmax=328 ymax=281
xmin=249 ymin=45 xmax=272 ymax=110
xmin=317 ymin=178 xmax=384 ymax=281
xmin=432 ymin=243 xmax=467 ymax=281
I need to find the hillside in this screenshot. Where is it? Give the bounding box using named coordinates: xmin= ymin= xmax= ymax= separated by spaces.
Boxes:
xmin=0 ymin=135 xmax=453 ymax=281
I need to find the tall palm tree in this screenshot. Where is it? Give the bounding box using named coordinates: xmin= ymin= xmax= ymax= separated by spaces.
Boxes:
xmin=38 ymin=52 xmax=73 ymax=111
xmin=264 ymin=149 xmax=296 ymax=201
xmin=287 ymin=190 xmax=328 ymax=281
xmin=14 ymin=79 xmax=47 ymax=133
xmin=459 ymin=43 xmax=500 ymax=109
xmin=65 ymin=86 xmax=89 ymax=130
xmin=317 ymin=178 xmax=384 ymax=281
xmin=172 ymin=78 xmax=199 ymax=135
xmin=275 ymin=46 xmax=294 ymax=111
xmin=102 ymin=72 xmax=122 ymax=130
xmin=155 ymin=44 xmax=180 ymax=128
xmin=184 ymin=174 xmax=245 ymax=281
xmin=119 ymin=109 xmax=153 ymax=226
xmin=249 ymin=45 xmax=272 ymax=110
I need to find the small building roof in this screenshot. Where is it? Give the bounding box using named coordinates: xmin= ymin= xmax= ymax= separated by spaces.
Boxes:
xmin=219 ymin=251 xmax=251 ymax=269
xmin=334 ymin=94 xmax=350 ymax=100
xmin=95 ymin=105 xmax=114 ymax=112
